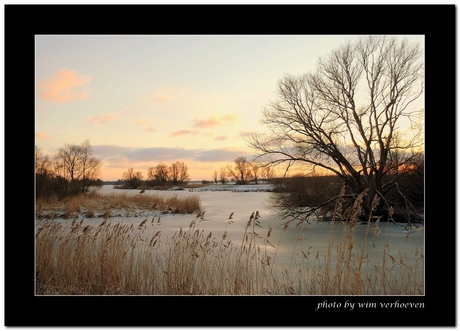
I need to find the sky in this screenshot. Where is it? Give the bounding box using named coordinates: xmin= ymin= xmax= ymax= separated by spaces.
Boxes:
xmin=35 ymin=34 xmax=424 ymax=181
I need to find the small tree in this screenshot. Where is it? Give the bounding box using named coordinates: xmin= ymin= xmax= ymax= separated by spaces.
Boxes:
xmin=227 ymin=156 xmax=253 ymax=185
xmin=154 ymin=162 xmax=170 ymax=186
xmin=146 ymin=167 xmax=156 ymax=187
xmin=169 ymin=161 xmax=190 ymax=185
xmin=177 ymin=161 xmax=190 ymax=184
xmin=122 ymin=168 xmax=144 ymax=189
xmin=251 ymin=163 xmax=260 ymax=184
xmin=219 ymin=167 xmax=228 ymax=184
xmin=261 ymin=164 xmax=276 ymax=184
xmin=170 ymin=162 xmax=180 ymax=185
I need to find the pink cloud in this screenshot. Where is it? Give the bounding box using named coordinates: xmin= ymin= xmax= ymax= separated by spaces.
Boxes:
xmin=170 ymin=129 xmax=200 ymax=137
xmin=37 ymin=69 xmax=93 ymax=103
xmin=214 ymin=135 xmax=229 ymax=141
xmin=193 ymin=113 xmax=240 ymax=128
xmin=36 ymin=132 xmax=52 ymax=139
xmin=194 ymin=116 xmax=220 ymax=128
xmin=86 ymin=113 xmax=119 ymax=125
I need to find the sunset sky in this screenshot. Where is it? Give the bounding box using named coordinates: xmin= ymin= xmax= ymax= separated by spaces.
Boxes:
xmin=35 ymin=35 xmax=424 ymax=181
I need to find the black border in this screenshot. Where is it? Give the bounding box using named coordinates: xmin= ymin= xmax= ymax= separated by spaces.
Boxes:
xmin=5 ymin=4 xmax=455 ymax=327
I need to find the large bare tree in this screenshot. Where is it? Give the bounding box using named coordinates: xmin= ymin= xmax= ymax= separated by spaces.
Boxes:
xmin=247 ymin=36 xmax=424 ymax=220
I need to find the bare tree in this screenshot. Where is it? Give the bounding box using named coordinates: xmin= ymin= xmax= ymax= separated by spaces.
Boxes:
xmin=52 ymin=140 xmax=102 ymax=197
xmin=261 ymin=164 xmax=277 ymax=183
xmin=247 ymin=36 xmax=424 ymax=220
xmin=251 ymin=162 xmax=260 ymax=184
xmin=154 ymin=162 xmax=170 ymax=186
xmin=35 ymin=146 xmax=50 ymax=175
xmin=35 ymin=146 xmax=53 ymax=199
xmin=146 ymin=167 xmax=156 ymax=186
xmin=169 ymin=162 xmax=180 ymax=185
xmin=227 ymin=156 xmax=253 ymax=185
xmin=219 ymin=167 xmax=228 ymax=184
xmin=177 ymin=162 xmax=190 ymax=184
xmin=122 ymin=167 xmax=144 ymax=189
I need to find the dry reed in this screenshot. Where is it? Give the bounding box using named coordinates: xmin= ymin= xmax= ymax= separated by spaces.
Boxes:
xmin=36 ymin=192 xmax=201 ymax=220
xmin=35 ymin=190 xmax=424 ymax=295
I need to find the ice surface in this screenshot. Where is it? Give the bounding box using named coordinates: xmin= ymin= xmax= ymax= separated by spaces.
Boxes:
xmin=90 ymin=185 xmax=424 ymax=271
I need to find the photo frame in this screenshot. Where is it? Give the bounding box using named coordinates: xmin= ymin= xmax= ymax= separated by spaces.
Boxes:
xmin=4 ymin=3 xmax=454 ymax=327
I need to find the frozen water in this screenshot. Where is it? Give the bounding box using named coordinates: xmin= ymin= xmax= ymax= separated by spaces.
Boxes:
xmin=92 ymin=185 xmax=424 ymax=271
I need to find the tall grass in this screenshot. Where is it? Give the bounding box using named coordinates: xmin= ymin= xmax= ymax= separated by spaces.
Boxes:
xmin=36 ymin=191 xmax=424 ymax=295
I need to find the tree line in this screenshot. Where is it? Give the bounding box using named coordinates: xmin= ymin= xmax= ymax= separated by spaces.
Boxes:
xmin=119 ymin=156 xmax=278 ymax=188
xmin=210 ymin=156 xmax=277 ymax=185
xmin=118 ymin=161 xmax=190 ymax=189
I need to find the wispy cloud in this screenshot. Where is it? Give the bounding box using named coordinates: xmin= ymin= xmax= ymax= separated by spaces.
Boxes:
xmin=134 ymin=118 xmax=156 ymax=132
xmin=37 ymin=69 xmax=92 ymax=103
xmin=214 ymin=135 xmax=229 ymax=141
xmin=170 ymin=129 xmax=201 ymax=137
xmin=36 ymin=132 xmax=52 ymax=139
xmin=193 ymin=113 xmax=240 ymax=128
xmin=86 ymin=113 xmax=119 ymax=125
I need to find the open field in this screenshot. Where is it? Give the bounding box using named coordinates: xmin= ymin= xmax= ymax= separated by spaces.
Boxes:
xmin=35 ymin=185 xmax=424 ymax=295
